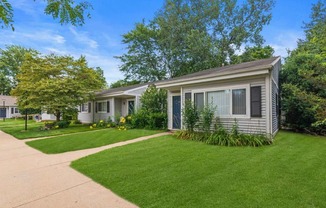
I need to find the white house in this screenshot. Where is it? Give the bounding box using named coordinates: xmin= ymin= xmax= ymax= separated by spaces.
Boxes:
xmin=156 ymin=57 xmax=281 ymax=137
xmin=78 ymin=83 xmax=149 ymax=123
xmin=0 ymin=95 xmax=22 ymax=119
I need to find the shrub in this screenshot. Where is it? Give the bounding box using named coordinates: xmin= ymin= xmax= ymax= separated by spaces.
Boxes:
xmin=310 ymin=119 xmax=326 ymax=136
xmin=200 ymin=104 xmax=215 ymax=133
xmin=182 ymin=100 xmax=199 ymax=132
xmin=148 ymin=112 xmax=167 ymax=130
xmin=44 ymin=121 xmax=56 ymax=129
xmin=56 ymin=120 xmax=71 ymax=128
xmin=73 ymin=120 xmax=82 ymax=124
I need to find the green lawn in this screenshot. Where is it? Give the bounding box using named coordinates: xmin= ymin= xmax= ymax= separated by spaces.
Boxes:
xmin=26 ymin=128 xmax=162 ymax=154
xmin=0 ymin=119 xmax=94 ymax=139
xmin=71 ymin=131 xmax=326 ymax=208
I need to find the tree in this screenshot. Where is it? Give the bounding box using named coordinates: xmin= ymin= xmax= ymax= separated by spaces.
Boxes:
xmin=0 ymin=0 xmax=92 ymax=30
xmin=110 ymin=79 xmax=140 ymax=88
xmin=281 ymin=0 xmax=326 ymax=132
xmin=11 ymin=54 xmax=106 ymax=121
xmin=231 ymin=45 xmax=275 ymax=64
xmin=0 ymin=45 xmax=39 ymax=95
xmin=117 ymin=0 xmax=275 ymax=82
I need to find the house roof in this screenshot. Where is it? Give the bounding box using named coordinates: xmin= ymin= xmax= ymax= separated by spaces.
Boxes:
xmin=156 ymin=57 xmax=281 ymax=88
xmin=96 ymin=82 xmax=151 ymax=96
xmin=0 ymin=95 xmax=18 ymax=106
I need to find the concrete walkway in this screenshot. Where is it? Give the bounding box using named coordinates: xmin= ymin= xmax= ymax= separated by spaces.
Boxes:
xmin=0 ymin=131 xmax=170 ymax=208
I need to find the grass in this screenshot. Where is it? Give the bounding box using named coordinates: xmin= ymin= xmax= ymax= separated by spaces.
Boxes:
xmin=71 ymin=131 xmax=326 ymax=208
xmin=0 ymin=119 xmax=94 ymax=139
xmin=26 ymin=128 xmax=162 ymax=154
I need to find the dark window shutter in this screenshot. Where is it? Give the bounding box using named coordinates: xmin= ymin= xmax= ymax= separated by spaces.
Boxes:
xmin=185 ymin=92 xmax=191 ymax=101
xmin=88 ymin=103 xmax=91 ymax=113
xmin=11 ymin=108 xmax=14 ymax=114
xmin=251 ymin=86 xmax=262 ymax=117
xmin=95 ymin=102 xmax=98 ymax=113
xmin=107 ymin=101 xmax=110 ymax=113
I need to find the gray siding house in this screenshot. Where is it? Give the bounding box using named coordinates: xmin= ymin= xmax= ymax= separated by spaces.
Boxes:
xmin=78 ymin=83 xmax=149 ymax=123
xmin=0 ymin=95 xmax=22 ymax=119
xmin=156 ymin=57 xmax=281 ymax=137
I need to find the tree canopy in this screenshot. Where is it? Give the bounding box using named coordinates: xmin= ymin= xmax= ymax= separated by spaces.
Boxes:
xmin=231 ymin=45 xmax=275 ymax=64
xmin=0 ymin=0 xmax=92 ymax=30
xmin=117 ymin=0 xmax=275 ymax=82
xmin=11 ymin=54 xmax=106 ymax=121
xmin=0 ymin=45 xmax=39 ymax=95
xmin=281 ymin=0 xmax=326 ymax=133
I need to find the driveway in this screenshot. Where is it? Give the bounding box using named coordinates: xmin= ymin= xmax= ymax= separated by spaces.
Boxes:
xmin=0 ymin=130 xmax=169 ymax=208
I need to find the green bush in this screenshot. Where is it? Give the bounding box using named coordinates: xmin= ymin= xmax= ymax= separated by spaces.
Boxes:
xmin=310 ymin=119 xmax=326 ymax=136
xmin=182 ymin=100 xmax=199 ymax=132
xmin=131 ymin=110 xmax=167 ymax=130
xmin=200 ymin=104 xmax=216 ymax=133
xmin=73 ymin=120 xmax=82 ymax=124
xmin=56 ymin=120 xmax=71 ymax=128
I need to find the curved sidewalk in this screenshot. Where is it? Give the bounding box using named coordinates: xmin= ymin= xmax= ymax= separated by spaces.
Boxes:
xmin=0 ymin=130 xmax=170 ymax=208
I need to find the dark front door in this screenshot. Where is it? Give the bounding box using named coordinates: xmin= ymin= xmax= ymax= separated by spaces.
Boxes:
xmin=172 ymin=96 xmax=181 ymax=129
xmin=0 ymin=108 xmax=6 ymax=118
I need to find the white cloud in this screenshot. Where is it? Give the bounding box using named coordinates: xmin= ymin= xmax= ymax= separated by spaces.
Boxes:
xmin=69 ymin=27 xmax=99 ymax=49
xmin=265 ymin=30 xmax=304 ymax=58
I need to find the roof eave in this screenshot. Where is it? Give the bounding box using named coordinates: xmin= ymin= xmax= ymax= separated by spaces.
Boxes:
xmin=157 ymin=67 xmax=270 ymax=89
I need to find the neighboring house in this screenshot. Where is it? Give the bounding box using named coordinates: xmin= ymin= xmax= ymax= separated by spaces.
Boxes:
xmin=41 ymin=112 xmax=57 ymax=121
xmin=0 ymin=95 xmax=22 ymax=119
xmin=78 ymin=83 xmax=149 ymax=123
xmin=156 ymin=57 xmax=281 ymax=137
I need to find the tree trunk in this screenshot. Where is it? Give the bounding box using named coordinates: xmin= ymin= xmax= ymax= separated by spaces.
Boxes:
xmin=55 ymin=111 xmax=61 ymax=122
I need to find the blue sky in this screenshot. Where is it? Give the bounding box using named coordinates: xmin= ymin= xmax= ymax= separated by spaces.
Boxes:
xmin=0 ymin=0 xmax=318 ymax=84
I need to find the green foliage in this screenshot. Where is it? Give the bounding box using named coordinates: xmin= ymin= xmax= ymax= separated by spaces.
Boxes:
xmin=43 ymin=120 xmax=70 ymax=130
xmin=140 ymin=84 xmax=167 ymax=113
xmin=182 ymin=100 xmax=199 ymax=132
xmin=55 ymin=120 xmax=71 ymax=128
xmin=281 ymin=1 xmax=326 ymax=134
xmin=131 ymin=110 xmax=167 ymax=130
xmin=11 ymin=54 xmax=106 ymax=122
xmin=200 ymin=104 xmax=215 ymax=133
xmin=310 ymin=118 xmax=326 ymax=136
xmin=110 ymin=79 xmax=140 ymax=88
xmin=117 ymin=0 xmax=275 ymax=82
xmin=0 ymin=0 xmax=92 ymax=30
xmin=130 ymin=84 xmax=167 ymax=130
xmin=0 ymin=45 xmax=39 ymax=95
xmin=175 ymin=120 xmax=271 ymax=147
xmin=231 ymin=45 xmax=275 ymax=64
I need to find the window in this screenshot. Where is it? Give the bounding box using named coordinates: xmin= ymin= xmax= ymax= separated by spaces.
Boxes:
xmin=207 ymin=90 xmax=230 ymax=116
xmin=232 ymin=89 xmax=246 ymax=115
xmin=185 ymin=92 xmax=191 ymax=101
xmin=194 ymin=93 xmax=204 ymax=111
xmin=251 ymin=86 xmax=261 ymax=117
xmin=97 ymin=102 xmax=107 ymax=112
xmin=96 ymin=101 xmax=110 ymax=113
xmin=11 ymin=108 xmax=14 ymax=114
xmin=81 ymin=103 xmax=88 ymax=112
xmin=15 ymin=108 xmax=19 ymax=114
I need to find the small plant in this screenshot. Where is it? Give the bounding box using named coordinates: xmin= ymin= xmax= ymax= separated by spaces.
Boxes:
xmin=182 ymin=100 xmax=199 ymax=132
xmin=73 ymin=120 xmax=82 ymax=124
xmin=56 ymin=120 xmax=71 ymax=128
xmin=200 ymin=104 xmax=216 ymax=133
